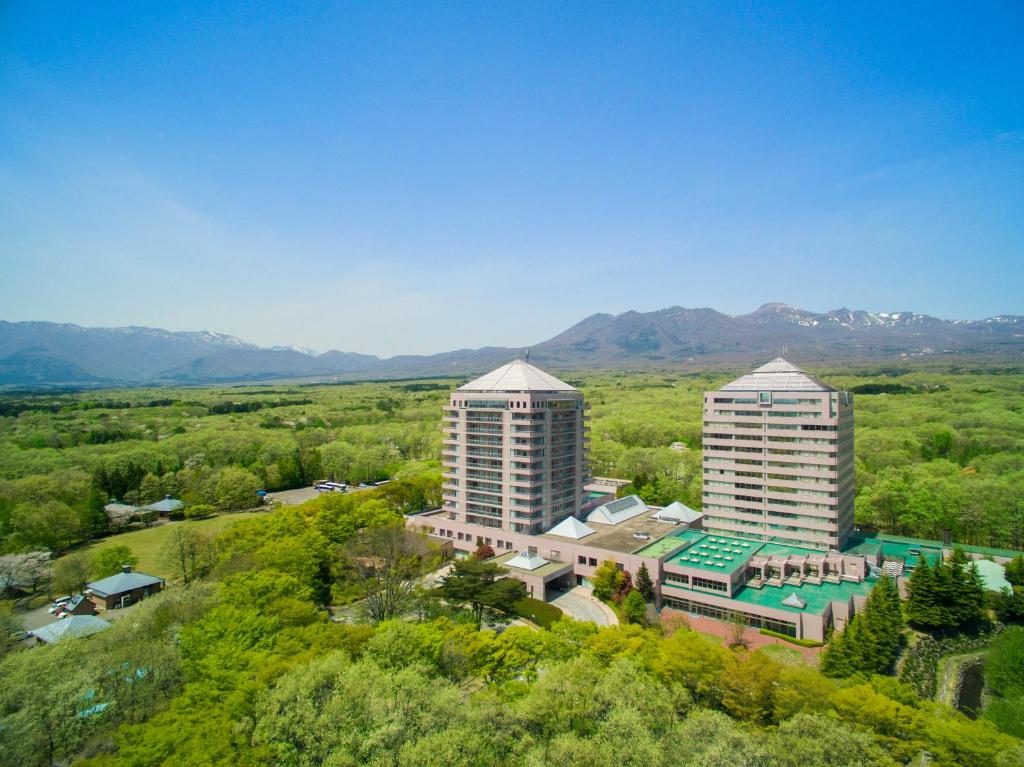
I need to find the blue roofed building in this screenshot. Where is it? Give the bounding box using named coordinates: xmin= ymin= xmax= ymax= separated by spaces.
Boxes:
xmin=85 ymin=565 xmax=165 ymax=610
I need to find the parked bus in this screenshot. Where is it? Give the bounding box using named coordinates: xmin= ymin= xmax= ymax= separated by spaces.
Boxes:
xmin=314 ymin=481 xmax=347 ymax=493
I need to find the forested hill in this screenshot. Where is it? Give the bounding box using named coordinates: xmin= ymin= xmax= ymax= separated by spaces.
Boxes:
xmin=2 ymin=305 xmax=1024 ymax=386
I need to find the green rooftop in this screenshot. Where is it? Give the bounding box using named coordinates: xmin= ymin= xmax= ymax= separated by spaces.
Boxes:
xmin=632 ymin=536 xmax=687 ymax=559
xmin=844 ymin=533 xmax=942 ymax=567
xmin=665 ymin=530 xmax=761 ymax=575
xmin=730 ymin=576 xmax=876 ymax=615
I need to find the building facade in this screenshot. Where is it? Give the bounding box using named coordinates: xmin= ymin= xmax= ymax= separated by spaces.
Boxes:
xmin=442 ymin=360 xmax=589 ymax=534
xmin=407 ymin=358 xmax=955 ymax=643
xmin=701 ymin=359 xmax=855 ymax=550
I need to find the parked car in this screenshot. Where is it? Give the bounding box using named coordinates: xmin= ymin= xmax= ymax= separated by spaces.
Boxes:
xmin=48 ymin=597 xmax=72 ymax=614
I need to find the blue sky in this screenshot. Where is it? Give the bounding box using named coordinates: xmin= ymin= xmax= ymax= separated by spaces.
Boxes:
xmin=1 ymin=2 xmax=1022 ymax=356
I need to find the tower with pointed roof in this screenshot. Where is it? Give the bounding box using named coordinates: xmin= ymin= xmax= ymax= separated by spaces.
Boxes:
xmin=442 ymin=360 xmax=589 ymax=534
xmin=702 ymin=358 xmax=854 ymax=550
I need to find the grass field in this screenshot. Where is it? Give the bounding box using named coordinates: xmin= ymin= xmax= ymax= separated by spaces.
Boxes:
xmin=514 ymin=597 xmax=564 ymax=628
xmin=57 ymin=511 xmax=269 ymax=578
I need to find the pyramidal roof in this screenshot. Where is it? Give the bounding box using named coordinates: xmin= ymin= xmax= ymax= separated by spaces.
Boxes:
xmin=587 ymin=495 xmax=648 ymax=526
xmin=546 ymin=516 xmax=597 ymax=539
xmin=457 ymin=359 xmax=576 ymax=393
xmin=781 ymin=593 xmax=807 ymax=609
xmin=653 ymin=501 xmax=703 ymax=524
xmin=720 ymin=358 xmax=834 ymax=392
xmin=505 ymin=550 xmax=550 ymax=571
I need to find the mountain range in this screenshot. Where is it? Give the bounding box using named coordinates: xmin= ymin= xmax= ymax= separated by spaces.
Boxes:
xmin=2 ymin=304 xmax=1023 ymax=387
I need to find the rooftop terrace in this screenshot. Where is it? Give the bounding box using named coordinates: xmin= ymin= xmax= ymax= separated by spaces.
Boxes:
xmin=664 ymin=529 xmax=762 ymax=575
xmin=731 ymin=575 xmax=875 ymax=614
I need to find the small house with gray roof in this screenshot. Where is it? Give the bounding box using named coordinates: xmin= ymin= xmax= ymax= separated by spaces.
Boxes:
xmin=85 ymin=565 xmax=164 ymax=610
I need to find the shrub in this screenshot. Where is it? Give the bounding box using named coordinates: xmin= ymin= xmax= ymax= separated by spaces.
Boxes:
xmin=759 ymin=628 xmax=822 ymax=648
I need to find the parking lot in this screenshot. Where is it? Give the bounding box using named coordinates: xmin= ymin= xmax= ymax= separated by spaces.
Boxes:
xmin=267 ymin=484 xmax=376 ymax=506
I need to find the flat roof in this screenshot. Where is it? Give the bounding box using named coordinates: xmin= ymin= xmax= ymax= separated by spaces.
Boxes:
xmin=665 ymin=530 xmax=762 ymax=575
xmin=730 ymin=576 xmax=875 ymax=615
xmin=492 ymin=550 xmax=572 ymax=578
xmin=844 ymin=534 xmax=943 ymax=567
xmin=545 ymin=508 xmax=686 ymax=555
xmin=632 ymin=536 xmax=687 ymax=559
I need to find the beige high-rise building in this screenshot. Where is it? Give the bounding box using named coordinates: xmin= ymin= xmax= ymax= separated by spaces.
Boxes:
xmin=442 ymin=360 xmax=589 ymax=534
xmin=701 ymin=359 xmax=854 ymax=550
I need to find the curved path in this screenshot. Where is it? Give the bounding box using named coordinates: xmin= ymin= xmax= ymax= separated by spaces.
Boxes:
xmin=549 ymin=586 xmax=619 ymax=626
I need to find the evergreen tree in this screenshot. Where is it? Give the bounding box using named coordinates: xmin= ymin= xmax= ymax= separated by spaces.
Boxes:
xmin=635 ymin=563 xmax=655 ymax=602
xmin=1004 ymin=555 xmax=1024 ymax=587
xmin=822 ymin=575 xmax=904 ymax=678
xmin=906 ymin=556 xmax=947 ymax=629
xmin=820 ymin=621 xmax=853 ymax=678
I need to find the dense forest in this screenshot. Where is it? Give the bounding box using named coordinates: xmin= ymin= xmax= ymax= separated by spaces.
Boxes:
xmin=1 ymin=486 xmax=1022 ymax=767
xmin=2 ymin=363 xmax=1023 ymax=555
xmin=2 ymin=362 xmax=1024 ymax=766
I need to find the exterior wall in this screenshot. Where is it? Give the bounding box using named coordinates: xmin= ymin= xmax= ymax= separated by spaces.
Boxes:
xmin=658 ymin=582 xmax=828 ymax=642
xmin=408 ymin=513 xmax=659 ymax=587
xmin=442 ymin=389 xmax=589 ymax=534
xmin=408 ymin=512 xmax=844 ymax=641
xmin=702 ymin=388 xmax=855 ymax=550
xmin=88 ymin=582 xmax=164 ymax=610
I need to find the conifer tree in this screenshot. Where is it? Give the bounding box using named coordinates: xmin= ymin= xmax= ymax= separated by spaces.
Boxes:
xmin=635 ymin=563 xmax=655 ymax=602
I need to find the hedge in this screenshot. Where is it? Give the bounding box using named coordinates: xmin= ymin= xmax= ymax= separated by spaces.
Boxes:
xmin=759 ymin=628 xmax=823 ymax=647
xmin=513 ymin=598 xmax=564 ymax=629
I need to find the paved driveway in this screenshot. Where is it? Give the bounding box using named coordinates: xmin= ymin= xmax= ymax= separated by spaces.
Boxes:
xmin=549 ymin=587 xmax=618 ymax=626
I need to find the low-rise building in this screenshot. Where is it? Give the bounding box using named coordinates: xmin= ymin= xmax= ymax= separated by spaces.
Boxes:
xmin=85 ymin=565 xmax=165 ymax=610
xmin=31 ymin=615 xmax=110 ymax=644
xmin=141 ymin=495 xmax=185 ymax=517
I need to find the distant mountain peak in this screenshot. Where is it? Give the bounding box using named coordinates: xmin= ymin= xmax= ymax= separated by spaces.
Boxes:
xmin=1 ymin=308 xmax=1022 ymax=387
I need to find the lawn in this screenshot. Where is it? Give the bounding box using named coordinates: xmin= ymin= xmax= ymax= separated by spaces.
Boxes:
xmin=56 ymin=511 xmax=268 ymax=579
xmin=513 ymin=597 xmax=564 ymax=629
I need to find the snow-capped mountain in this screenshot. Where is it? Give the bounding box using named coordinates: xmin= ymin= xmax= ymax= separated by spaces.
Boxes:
xmin=1 ymin=306 xmax=1022 ymax=387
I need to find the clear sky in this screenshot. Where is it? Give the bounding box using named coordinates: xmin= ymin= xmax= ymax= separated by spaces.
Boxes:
xmin=1 ymin=2 xmax=1022 ymax=356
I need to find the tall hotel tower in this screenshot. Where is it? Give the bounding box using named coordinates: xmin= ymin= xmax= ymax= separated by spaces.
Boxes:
xmin=701 ymin=359 xmax=854 ymax=550
xmin=442 ymin=360 xmax=589 ymax=535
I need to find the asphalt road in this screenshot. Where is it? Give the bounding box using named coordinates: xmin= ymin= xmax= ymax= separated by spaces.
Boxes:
xmin=549 ymin=587 xmax=619 ymax=626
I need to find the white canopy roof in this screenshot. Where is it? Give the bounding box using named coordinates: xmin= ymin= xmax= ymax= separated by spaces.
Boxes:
xmin=458 ymin=360 xmax=576 ymax=393
xmin=721 ymin=358 xmax=833 ymax=392
xmin=505 ymin=550 xmax=550 ymax=571
xmin=546 ymin=516 xmax=597 ymax=539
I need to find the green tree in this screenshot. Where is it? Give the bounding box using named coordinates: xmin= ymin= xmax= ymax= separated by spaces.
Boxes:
xmin=0 ymin=601 xmax=24 ymax=661
xmin=1004 ymin=555 xmax=1024 ymax=587
xmin=213 ymin=467 xmax=261 ymax=510
xmin=440 ymin=559 xmax=525 ymax=628
xmin=159 ymin=525 xmax=217 ymax=584
xmin=91 ymin=545 xmax=139 ymax=578
xmin=184 ymin=503 xmax=215 ymax=520
xmin=634 ymin=563 xmax=655 ymax=602
xmin=344 ymin=527 xmax=440 ymax=622
xmin=621 ymin=589 xmax=647 ymax=625
xmin=53 ymin=551 xmax=92 ymax=595
xmin=592 ymin=560 xmax=624 ymax=602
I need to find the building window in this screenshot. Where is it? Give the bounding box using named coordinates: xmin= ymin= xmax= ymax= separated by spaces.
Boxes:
xmin=661 ymin=597 xmax=796 ymax=637
xmin=691 ymin=576 xmax=728 ymax=592
xmin=589 ymin=557 xmax=598 ymax=566
xmin=578 ymin=555 xmax=587 ymax=565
